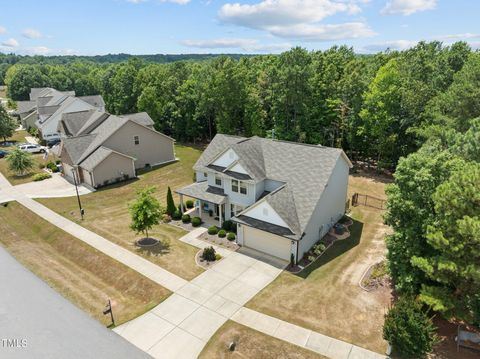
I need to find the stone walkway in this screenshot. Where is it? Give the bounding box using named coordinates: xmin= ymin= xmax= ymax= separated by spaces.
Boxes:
xmin=0 ymin=172 xmax=385 ymax=359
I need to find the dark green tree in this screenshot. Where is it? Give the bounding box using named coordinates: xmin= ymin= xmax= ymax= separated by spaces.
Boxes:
xmin=166 ymin=186 xmax=176 ymax=216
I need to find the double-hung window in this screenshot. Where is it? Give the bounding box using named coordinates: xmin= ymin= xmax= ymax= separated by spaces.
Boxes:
xmin=231 ymin=179 xmax=239 ymax=192
xmin=240 ymin=181 xmax=247 ymax=195
xmin=134 ymin=135 xmax=139 ymax=145
xmin=215 ymin=175 xmax=222 ymax=186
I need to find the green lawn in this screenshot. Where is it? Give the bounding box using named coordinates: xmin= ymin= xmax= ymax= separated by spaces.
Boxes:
xmin=0 ymin=202 xmax=170 ymax=326
xmin=0 ymin=130 xmax=55 ymax=185
xmin=246 ymin=175 xmax=392 ymax=354
xmin=38 ymin=144 xmax=204 ymax=280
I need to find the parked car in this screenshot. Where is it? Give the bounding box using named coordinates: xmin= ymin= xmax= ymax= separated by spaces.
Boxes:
xmin=18 ymin=144 xmax=47 ymax=154
xmin=0 ymin=150 xmax=8 ymax=158
xmin=46 ymin=138 xmax=61 ymax=148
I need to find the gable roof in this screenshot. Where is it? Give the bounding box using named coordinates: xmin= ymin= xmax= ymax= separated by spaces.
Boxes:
xmin=17 ymin=100 xmax=36 ymax=115
xmin=78 ymin=95 xmax=105 ymax=109
xmin=118 ymin=112 xmax=154 ymax=127
xmin=195 ymin=134 xmax=352 ymax=239
xmin=80 ymin=146 xmax=135 ymax=171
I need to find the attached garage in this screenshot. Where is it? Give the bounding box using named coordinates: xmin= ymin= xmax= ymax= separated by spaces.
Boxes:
xmin=242 ymin=226 xmax=292 ymax=261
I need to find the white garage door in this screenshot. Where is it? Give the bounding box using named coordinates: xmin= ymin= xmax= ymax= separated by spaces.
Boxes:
xmin=243 ymin=226 xmax=291 ymax=261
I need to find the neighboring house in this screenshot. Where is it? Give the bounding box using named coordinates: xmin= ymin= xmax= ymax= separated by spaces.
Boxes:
xmin=58 ymin=109 xmax=175 ymax=188
xmin=16 ymin=88 xmax=104 ymax=139
xmin=176 ymin=134 xmax=352 ymax=263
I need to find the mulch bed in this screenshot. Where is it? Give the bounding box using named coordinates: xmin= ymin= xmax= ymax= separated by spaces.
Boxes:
xmin=195 ymin=249 xmax=222 ymax=269
xmin=199 ymin=232 xmax=239 ymax=251
xmin=360 ymin=261 xmax=390 ymax=291
xmin=135 ymin=237 xmax=159 ymax=247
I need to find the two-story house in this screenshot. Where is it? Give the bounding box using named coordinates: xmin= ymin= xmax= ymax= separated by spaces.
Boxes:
xmin=176 ymin=134 xmax=352 ymax=263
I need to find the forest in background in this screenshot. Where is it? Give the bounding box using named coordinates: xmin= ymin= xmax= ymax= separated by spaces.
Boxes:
xmin=1 ymin=41 xmax=479 ymax=354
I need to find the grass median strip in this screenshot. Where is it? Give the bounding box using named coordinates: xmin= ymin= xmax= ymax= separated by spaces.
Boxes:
xmin=38 ymin=145 xmax=204 ymax=280
xmin=199 ymin=320 xmax=325 ymax=359
xmin=0 ymin=201 xmax=170 ymax=326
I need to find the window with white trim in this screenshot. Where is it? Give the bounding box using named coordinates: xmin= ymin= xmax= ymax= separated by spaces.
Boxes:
xmin=240 ymin=181 xmax=247 ymax=195
xmin=231 ymin=179 xmax=247 ymax=195
xmin=215 ymin=175 xmax=222 ymax=186
xmin=134 ymin=135 xmax=139 ymax=145
xmin=231 ymin=179 xmax=239 ymax=192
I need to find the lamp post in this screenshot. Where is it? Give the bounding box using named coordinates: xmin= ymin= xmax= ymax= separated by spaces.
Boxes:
xmin=72 ymin=165 xmax=84 ymax=220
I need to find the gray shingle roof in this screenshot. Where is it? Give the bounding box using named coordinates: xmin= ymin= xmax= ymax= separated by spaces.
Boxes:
xmin=175 ymin=181 xmax=227 ymax=204
xmin=195 ymin=134 xmax=349 ymax=239
xmin=80 ymin=146 xmax=134 ymax=171
xmin=17 ymin=100 xmax=36 ymax=114
xmin=59 ymin=110 xmax=109 ymax=136
xmin=78 ymin=95 xmax=105 ymax=109
xmin=62 ymin=134 xmax=96 ymax=165
xmin=119 ymin=112 xmax=154 ymax=127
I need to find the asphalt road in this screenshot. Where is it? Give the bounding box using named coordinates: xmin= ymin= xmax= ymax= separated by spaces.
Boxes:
xmin=0 ymin=246 xmax=152 ymax=359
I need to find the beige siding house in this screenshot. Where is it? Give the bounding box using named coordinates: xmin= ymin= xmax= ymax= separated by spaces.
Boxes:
xmin=176 ymin=134 xmax=352 ymax=264
xmin=59 ymin=109 xmax=175 ymax=188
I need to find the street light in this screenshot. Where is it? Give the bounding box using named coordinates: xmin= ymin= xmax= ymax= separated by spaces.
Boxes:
xmin=72 ymin=165 xmax=84 ymax=220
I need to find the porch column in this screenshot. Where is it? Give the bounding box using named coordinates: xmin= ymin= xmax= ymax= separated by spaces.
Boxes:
xmin=198 ymin=200 xmax=202 ymax=219
xmin=219 ymin=203 xmax=223 ymax=228
xmin=180 ymin=194 xmax=184 ymax=213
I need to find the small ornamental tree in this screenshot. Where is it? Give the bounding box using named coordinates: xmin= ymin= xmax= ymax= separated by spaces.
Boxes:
xmin=6 ymin=147 xmax=34 ymax=176
xmin=383 ymin=297 xmax=438 ymax=358
xmin=0 ymin=106 xmax=16 ymax=143
xmin=129 ymin=186 xmax=164 ymax=239
xmin=166 ymin=186 xmax=176 ymax=216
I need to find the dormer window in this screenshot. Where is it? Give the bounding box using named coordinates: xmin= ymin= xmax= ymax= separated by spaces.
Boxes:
xmin=215 ymin=175 xmax=222 ymax=186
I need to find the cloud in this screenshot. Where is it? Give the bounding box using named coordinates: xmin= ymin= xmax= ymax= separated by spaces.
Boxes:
xmin=381 ymin=0 xmax=436 ymax=16
xmin=361 ymin=39 xmax=418 ymax=52
xmin=22 ymin=28 xmax=43 ymax=39
xmin=181 ymin=38 xmax=291 ymax=52
xmin=218 ymin=0 xmax=374 ymax=41
xmin=436 ymin=33 xmax=480 ymax=41
xmin=1 ymin=38 xmax=19 ymax=48
xmin=0 ymin=26 xmax=6 ymax=34
xmin=28 ymin=46 xmax=51 ymax=55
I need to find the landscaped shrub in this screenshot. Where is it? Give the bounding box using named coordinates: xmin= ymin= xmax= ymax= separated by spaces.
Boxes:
xmin=227 ymin=232 xmax=236 ymax=241
xmin=218 ymin=229 xmax=226 ymax=238
xmin=186 ymin=200 xmax=194 ymax=209
xmin=162 ymin=214 xmax=172 ymax=223
xmin=201 ymin=246 xmax=216 ymax=262
xmin=208 ymin=226 xmax=218 ymax=235
xmin=181 ymin=214 xmax=191 ymax=223
xmin=308 ymin=255 xmax=315 ymax=262
xmin=172 ymin=210 xmax=182 ymax=220
xmin=215 ymin=253 xmax=222 ymax=261
xmin=33 ymin=172 xmax=51 ymax=181
xmin=55 ymin=159 xmax=61 ymax=165
xmin=383 ymin=297 xmax=438 ymax=358
xmin=166 ymin=187 xmax=176 ymax=215
xmin=222 ymin=220 xmax=233 ymax=231
xmin=191 ymin=216 xmax=202 ymax=227
xmin=46 ymin=161 xmax=59 ymax=173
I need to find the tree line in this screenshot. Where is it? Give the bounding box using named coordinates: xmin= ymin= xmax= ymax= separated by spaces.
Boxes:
xmin=3 ymin=41 xmax=475 ymax=170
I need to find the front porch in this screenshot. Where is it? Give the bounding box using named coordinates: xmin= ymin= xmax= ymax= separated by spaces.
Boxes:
xmin=176 ymin=181 xmax=227 ymax=228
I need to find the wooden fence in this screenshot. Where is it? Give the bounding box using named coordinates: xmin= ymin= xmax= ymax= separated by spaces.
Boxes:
xmin=351 ymin=193 xmax=387 ymax=210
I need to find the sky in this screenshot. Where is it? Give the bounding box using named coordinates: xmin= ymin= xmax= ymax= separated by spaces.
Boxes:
xmin=0 ymin=0 xmax=479 ymax=55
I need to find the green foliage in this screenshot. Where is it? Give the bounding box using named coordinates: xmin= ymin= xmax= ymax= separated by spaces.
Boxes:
xmin=129 ymin=186 xmax=164 ymax=239
xmin=218 ymin=229 xmax=226 ymax=238
xmin=227 ymin=232 xmax=236 ymax=241
xmin=191 ymin=216 xmax=202 ymax=227
xmin=6 ymin=148 xmax=34 ymax=176
xmin=0 ymin=106 xmax=17 ymax=142
xmin=165 ymin=186 xmax=176 ymax=215
xmin=207 ymin=226 xmax=218 ymax=235
xmin=181 ymin=214 xmax=191 ymax=223
xmin=32 ymin=172 xmax=51 ymax=181
xmin=383 ymin=297 xmax=438 ymax=358
xmin=221 ymin=220 xmax=233 ymax=231
xmin=171 ymin=210 xmax=182 ymax=220
xmin=46 ymin=161 xmax=59 ymax=173
xmin=185 ymin=200 xmax=194 ymax=209
xmin=201 ymin=246 xmax=216 ymax=262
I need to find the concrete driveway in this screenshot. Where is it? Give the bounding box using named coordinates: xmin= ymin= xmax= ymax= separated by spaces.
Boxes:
xmin=114 ymin=249 xmax=286 ymax=359
xmin=5 ymin=173 xmax=92 ymax=201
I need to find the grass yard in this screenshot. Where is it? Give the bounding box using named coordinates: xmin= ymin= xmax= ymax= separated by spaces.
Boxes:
xmin=38 ymin=144 xmax=204 ymax=280
xmin=0 ymin=130 xmax=53 ymax=185
xmin=199 ymin=321 xmax=325 ymax=359
xmin=0 ymin=202 xmax=170 ymax=326
xmin=246 ymin=174 xmax=393 ymax=354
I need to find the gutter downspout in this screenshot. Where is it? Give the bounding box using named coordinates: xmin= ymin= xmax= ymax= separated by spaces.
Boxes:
xmin=296 ymin=232 xmax=306 ymax=265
